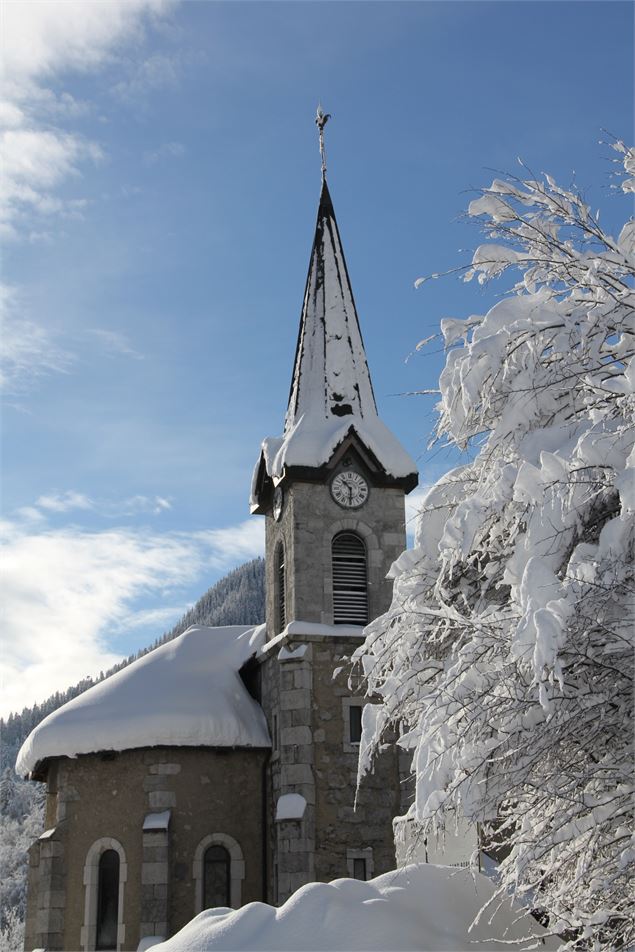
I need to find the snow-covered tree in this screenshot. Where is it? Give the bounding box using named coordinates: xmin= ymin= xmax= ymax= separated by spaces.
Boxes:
xmin=358 ymin=141 xmax=634 ymax=950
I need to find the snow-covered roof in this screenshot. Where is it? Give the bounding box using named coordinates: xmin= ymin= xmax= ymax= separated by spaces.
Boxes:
xmin=154 ymin=862 xmax=561 ymax=951
xmin=16 ymin=625 xmax=271 ymax=777
xmin=251 ymin=178 xmax=417 ymax=510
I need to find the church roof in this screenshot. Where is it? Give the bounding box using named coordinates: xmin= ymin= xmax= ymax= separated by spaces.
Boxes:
xmin=16 ymin=625 xmax=271 ymax=778
xmin=251 ymin=177 xmax=417 ymax=510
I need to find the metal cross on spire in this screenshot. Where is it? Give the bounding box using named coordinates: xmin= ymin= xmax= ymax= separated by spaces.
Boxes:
xmin=315 ymin=103 xmax=331 ymax=180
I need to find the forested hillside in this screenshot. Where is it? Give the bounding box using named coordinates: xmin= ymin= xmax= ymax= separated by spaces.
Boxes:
xmin=0 ymin=557 xmax=265 ymax=950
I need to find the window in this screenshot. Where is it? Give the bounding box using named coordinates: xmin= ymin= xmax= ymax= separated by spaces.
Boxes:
xmin=352 ymin=858 xmax=367 ymax=881
xmin=332 ymin=532 xmax=368 ymax=625
xmin=342 ymin=698 xmax=365 ymax=752
xmin=81 ymin=838 xmax=127 ymax=952
xmin=272 ymin=712 xmax=279 ymax=752
xmin=193 ymin=834 xmax=245 ymax=914
xmin=275 ymin=543 xmax=286 ymax=633
xmin=347 ymin=848 xmax=373 ymax=881
xmin=96 ymin=851 xmax=120 ymax=950
xmin=203 ymin=845 xmax=231 ymax=909
xmin=349 ymin=704 xmax=362 ymax=745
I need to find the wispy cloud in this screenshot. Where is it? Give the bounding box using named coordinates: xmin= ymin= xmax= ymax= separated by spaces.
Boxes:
xmin=0 ymin=285 xmax=74 ymax=393
xmin=143 ymin=140 xmax=186 ymax=166
xmin=34 ymin=490 xmax=173 ymax=518
xmin=0 ymin=500 xmax=264 ymax=717
xmin=112 ymin=51 xmax=183 ymax=103
xmin=0 ymin=0 xmax=174 ymax=241
xmin=0 ymin=1 xmax=175 ymax=401
xmin=36 ymin=491 xmax=94 ymax=513
xmin=86 ymin=328 xmax=145 ymax=360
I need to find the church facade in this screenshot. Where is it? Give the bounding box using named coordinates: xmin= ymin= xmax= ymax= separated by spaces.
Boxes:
xmin=19 ymin=168 xmax=418 ymax=951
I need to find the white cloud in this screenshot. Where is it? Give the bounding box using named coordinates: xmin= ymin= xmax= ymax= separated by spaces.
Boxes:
xmin=34 ymin=490 xmax=173 ymax=518
xmin=0 ymin=0 xmax=173 ymax=240
xmin=0 ymin=285 xmax=74 ymax=393
xmin=199 ymin=520 xmax=265 ymax=567
xmin=2 ymin=1 xmax=170 ymax=85
xmin=36 ymin=491 xmax=94 ymax=513
xmin=0 ymin=503 xmax=264 ymax=717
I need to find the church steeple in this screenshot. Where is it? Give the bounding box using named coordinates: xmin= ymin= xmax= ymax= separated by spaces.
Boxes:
xmin=250 ymin=116 xmax=417 ymax=515
xmin=284 ymin=175 xmax=377 ymax=431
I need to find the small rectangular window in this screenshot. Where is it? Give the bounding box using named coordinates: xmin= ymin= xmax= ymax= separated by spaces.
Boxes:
xmin=349 ymin=704 xmax=362 ymax=744
xmin=272 ymin=713 xmax=279 ymax=751
xmin=352 ymin=858 xmax=367 ymax=881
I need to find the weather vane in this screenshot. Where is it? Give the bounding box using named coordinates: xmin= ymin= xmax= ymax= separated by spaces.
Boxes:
xmin=315 ymin=103 xmax=331 ymax=179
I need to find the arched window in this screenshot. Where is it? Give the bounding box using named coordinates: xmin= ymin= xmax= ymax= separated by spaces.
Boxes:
xmin=203 ymin=845 xmax=231 ymax=909
xmin=193 ymin=833 xmax=245 ymax=914
xmin=332 ymin=531 xmax=368 ymax=625
xmin=275 ymin=542 xmax=286 ymax=633
xmin=81 ymin=838 xmax=127 ymax=952
xmin=96 ymin=851 xmax=120 ymax=950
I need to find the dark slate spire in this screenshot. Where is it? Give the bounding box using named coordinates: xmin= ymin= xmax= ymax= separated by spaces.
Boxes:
xmin=284 ymin=176 xmax=378 ymax=434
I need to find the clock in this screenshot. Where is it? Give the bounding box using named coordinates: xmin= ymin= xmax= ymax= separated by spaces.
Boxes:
xmin=331 ymin=471 xmax=369 ymax=509
xmin=272 ymin=486 xmax=284 ymax=521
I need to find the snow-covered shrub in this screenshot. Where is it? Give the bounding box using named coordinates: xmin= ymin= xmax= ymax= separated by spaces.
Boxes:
xmin=358 ymin=141 xmax=634 ymax=950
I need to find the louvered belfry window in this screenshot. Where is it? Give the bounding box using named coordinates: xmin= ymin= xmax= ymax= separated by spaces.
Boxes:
xmin=276 ymin=543 xmax=286 ymax=633
xmin=332 ymin=532 xmax=368 ymax=625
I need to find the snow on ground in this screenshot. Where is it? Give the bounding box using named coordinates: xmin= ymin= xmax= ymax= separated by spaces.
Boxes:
xmin=154 ymin=864 xmax=560 ymax=951
xmin=16 ymin=625 xmax=270 ymax=776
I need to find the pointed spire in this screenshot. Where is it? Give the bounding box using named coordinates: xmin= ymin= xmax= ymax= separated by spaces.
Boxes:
xmin=249 ymin=115 xmax=418 ymax=514
xmin=284 ymin=175 xmax=378 ymax=433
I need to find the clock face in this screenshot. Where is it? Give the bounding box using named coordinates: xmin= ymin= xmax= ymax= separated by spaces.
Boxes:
xmin=272 ymin=486 xmax=284 ymax=521
xmin=331 ymin=471 xmax=369 ymax=509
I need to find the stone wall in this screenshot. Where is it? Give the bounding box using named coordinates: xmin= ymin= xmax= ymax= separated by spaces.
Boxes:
xmin=260 ymin=631 xmax=400 ymax=904
xmin=25 ymin=746 xmax=267 ymax=951
xmin=311 ymin=637 xmax=400 ymax=883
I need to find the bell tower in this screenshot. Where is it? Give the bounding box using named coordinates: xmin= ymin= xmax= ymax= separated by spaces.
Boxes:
xmin=251 ymin=130 xmax=418 ymax=640
xmin=251 ymin=110 xmax=418 ymax=904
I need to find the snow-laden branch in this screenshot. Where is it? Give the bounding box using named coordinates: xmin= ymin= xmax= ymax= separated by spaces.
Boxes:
xmin=357 ymin=141 xmax=634 ymax=951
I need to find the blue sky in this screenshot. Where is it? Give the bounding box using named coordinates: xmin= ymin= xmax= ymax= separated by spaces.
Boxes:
xmin=1 ymin=0 xmax=632 ymax=715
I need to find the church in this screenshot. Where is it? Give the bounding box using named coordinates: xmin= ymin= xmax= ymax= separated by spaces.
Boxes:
xmin=18 ymin=134 xmax=419 ymax=951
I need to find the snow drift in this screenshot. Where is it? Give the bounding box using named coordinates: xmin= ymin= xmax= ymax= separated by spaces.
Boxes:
xmin=153 ymin=864 xmax=559 ymax=951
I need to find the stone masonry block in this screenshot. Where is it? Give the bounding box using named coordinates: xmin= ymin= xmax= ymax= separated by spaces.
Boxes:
xmin=148 ymin=790 xmax=176 ymax=809
xmin=281 ymin=764 xmax=313 ymax=785
xmin=293 ymin=669 xmax=312 ymax=690
xmin=280 ymin=670 xmax=295 ymax=691
xmin=280 ymin=852 xmax=309 ymax=874
xmin=149 ymin=763 xmax=181 ymax=775
xmin=143 ymin=750 xmax=169 ymax=764
xmin=280 ymin=689 xmax=309 ymax=711
xmin=290 ymin=838 xmax=316 ymax=852
xmin=39 ymin=841 xmax=63 ymax=859
xmin=142 ymin=846 xmax=168 ymax=863
xmin=141 ymin=863 xmax=169 ymax=885
xmin=281 ymin=726 xmax=312 ymax=746
xmin=143 ymin=830 xmax=168 ymax=846
xmin=141 ymin=899 xmax=166 ymax=922
xmin=47 ymin=890 xmax=66 ymax=909
xmin=143 ymin=775 xmax=168 ymax=791
xmin=36 ymin=908 xmax=64 ymax=933
xmin=289 ymin=744 xmax=314 ymax=765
